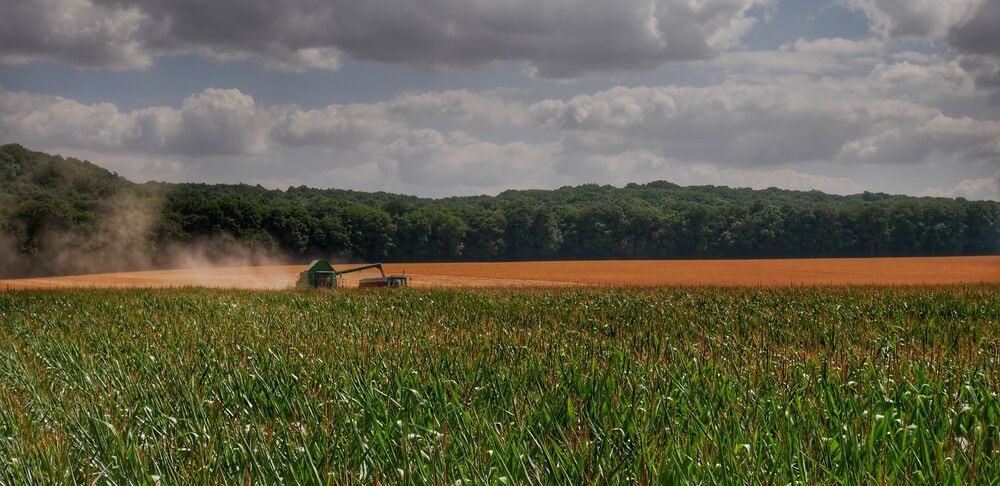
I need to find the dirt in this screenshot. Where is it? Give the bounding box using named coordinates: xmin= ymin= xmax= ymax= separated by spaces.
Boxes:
xmin=2 ymin=256 xmax=997 ymax=290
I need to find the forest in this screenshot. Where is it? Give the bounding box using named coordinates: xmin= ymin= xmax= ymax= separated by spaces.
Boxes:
xmin=1 ymin=143 xmax=998 ymax=277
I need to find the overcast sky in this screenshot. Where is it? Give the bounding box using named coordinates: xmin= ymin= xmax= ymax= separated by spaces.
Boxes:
xmin=1 ymin=0 xmax=998 ymax=200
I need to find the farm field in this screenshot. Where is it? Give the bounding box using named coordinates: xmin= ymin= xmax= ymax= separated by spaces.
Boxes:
xmin=2 ymin=255 xmax=998 ymax=289
xmin=0 ymin=286 xmax=998 ymax=482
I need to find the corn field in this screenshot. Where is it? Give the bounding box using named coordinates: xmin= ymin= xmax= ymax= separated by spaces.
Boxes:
xmin=1 ymin=287 xmax=998 ymax=483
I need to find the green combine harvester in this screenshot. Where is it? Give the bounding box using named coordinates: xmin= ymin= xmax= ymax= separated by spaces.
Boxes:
xmin=296 ymin=260 xmax=408 ymax=289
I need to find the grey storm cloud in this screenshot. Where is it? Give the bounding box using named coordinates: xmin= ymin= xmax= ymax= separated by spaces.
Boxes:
xmin=948 ymin=0 xmax=1000 ymax=97
xmin=948 ymin=0 xmax=1000 ymax=56
xmin=0 ymin=0 xmax=152 ymax=70
xmin=0 ymin=0 xmax=764 ymax=77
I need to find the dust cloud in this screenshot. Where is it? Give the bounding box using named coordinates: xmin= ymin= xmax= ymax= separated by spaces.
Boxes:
xmin=0 ymin=192 xmax=290 ymax=279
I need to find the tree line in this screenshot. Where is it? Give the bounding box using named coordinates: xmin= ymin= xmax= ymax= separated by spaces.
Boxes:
xmin=1 ymin=144 xmax=997 ymax=277
xmin=159 ymin=183 xmax=998 ymax=261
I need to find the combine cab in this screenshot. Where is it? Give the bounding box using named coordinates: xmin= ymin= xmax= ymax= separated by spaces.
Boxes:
xmin=297 ymin=260 xmax=337 ymax=288
xmin=296 ymin=260 xmax=408 ymax=289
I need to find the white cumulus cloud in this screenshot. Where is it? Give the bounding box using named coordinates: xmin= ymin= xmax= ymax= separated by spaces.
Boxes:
xmin=3 ymin=77 xmax=998 ymax=197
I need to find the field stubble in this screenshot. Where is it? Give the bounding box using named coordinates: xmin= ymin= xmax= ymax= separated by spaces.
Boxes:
xmin=0 ymin=286 xmax=998 ymax=483
xmin=1 ymin=255 xmax=998 ymax=289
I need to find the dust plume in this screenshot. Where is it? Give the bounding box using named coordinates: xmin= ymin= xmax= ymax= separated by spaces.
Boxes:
xmin=0 ymin=190 xmax=291 ymax=278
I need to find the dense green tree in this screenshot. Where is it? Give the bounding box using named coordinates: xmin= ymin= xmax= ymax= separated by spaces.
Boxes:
xmin=564 ymin=204 xmax=627 ymax=258
xmin=342 ymin=205 xmax=394 ymax=260
xmin=461 ymin=208 xmax=507 ymax=260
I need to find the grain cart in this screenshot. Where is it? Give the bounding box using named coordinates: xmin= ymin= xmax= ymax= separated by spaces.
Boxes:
xmin=296 ymin=260 xmax=408 ymax=289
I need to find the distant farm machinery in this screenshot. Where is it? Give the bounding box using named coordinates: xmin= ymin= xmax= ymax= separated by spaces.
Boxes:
xmin=296 ymin=260 xmax=408 ymax=289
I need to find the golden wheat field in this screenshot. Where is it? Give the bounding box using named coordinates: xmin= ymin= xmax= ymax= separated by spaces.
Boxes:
xmin=1 ymin=256 xmax=997 ymax=289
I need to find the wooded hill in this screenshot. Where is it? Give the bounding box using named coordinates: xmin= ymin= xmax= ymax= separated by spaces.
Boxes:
xmin=2 ymin=143 xmax=997 ymax=277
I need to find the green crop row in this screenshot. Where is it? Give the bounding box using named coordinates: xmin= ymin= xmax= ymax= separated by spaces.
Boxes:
xmin=0 ymin=286 xmax=998 ymax=484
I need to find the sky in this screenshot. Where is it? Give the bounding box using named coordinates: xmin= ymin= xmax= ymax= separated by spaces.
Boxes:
xmin=1 ymin=0 xmax=998 ymax=200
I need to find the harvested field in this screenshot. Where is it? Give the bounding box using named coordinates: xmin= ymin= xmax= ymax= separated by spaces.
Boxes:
xmin=1 ymin=256 xmax=997 ymax=289
xmin=383 ymin=256 xmax=1000 ymax=287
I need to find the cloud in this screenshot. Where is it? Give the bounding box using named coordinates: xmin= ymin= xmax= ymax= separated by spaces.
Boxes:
xmin=0 ymin=86 xmax=540 ymax=157
xmin=0 ymin=0 xmax=767 ymax=78
xmin=0 ymin=87 xmax=269 ymax=156
xmin=710 ymin=37 xmax=886 ymax=80
xmin=262 ymin=48 xmax=342 ymax=73
xmin=535 ymin=83 xmax=1000 ymax=168
xmin=0 ymin=85 xmax=561 ymax=193
xmin=844 ymin=0 xmax=981 ymax=39
xmin=0 ymin=88 xmax=137 ymax=148
xmin=866 ymin=59 xmax=978 ymax=101
xmin=387 ymin=90 xmax=531 ymax=127
xmin=839 ymin=114 xmax=1000 ymax=164
xmin=921 ymin=170 xmax=1000 ymax=201
xmin=947 ymin=0 xmax=1000 ymax=99
xmin=0 ymin=0 xmax=153 ymax=69
xmin=176 ymin=89 xmax=270 ymax=155
xmin=842 ymin=0 xmax=1000 ymax=99
xmin=387 ymin=130 xmax=558 ymax=189
xmin=270 ymin=103 xmax=402 ymax=151
xmin=782 ymin=37 xmax=884 ymax=57
xmin=3 ymin=80 xmax=999 ymax=197
xmin=947 ymin=0 xmax=1000 ymax=56
xmin=550 ymin=149 xmax=866 ymax=194
xmin=680 ymin=164 xmax=866 ymax=195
